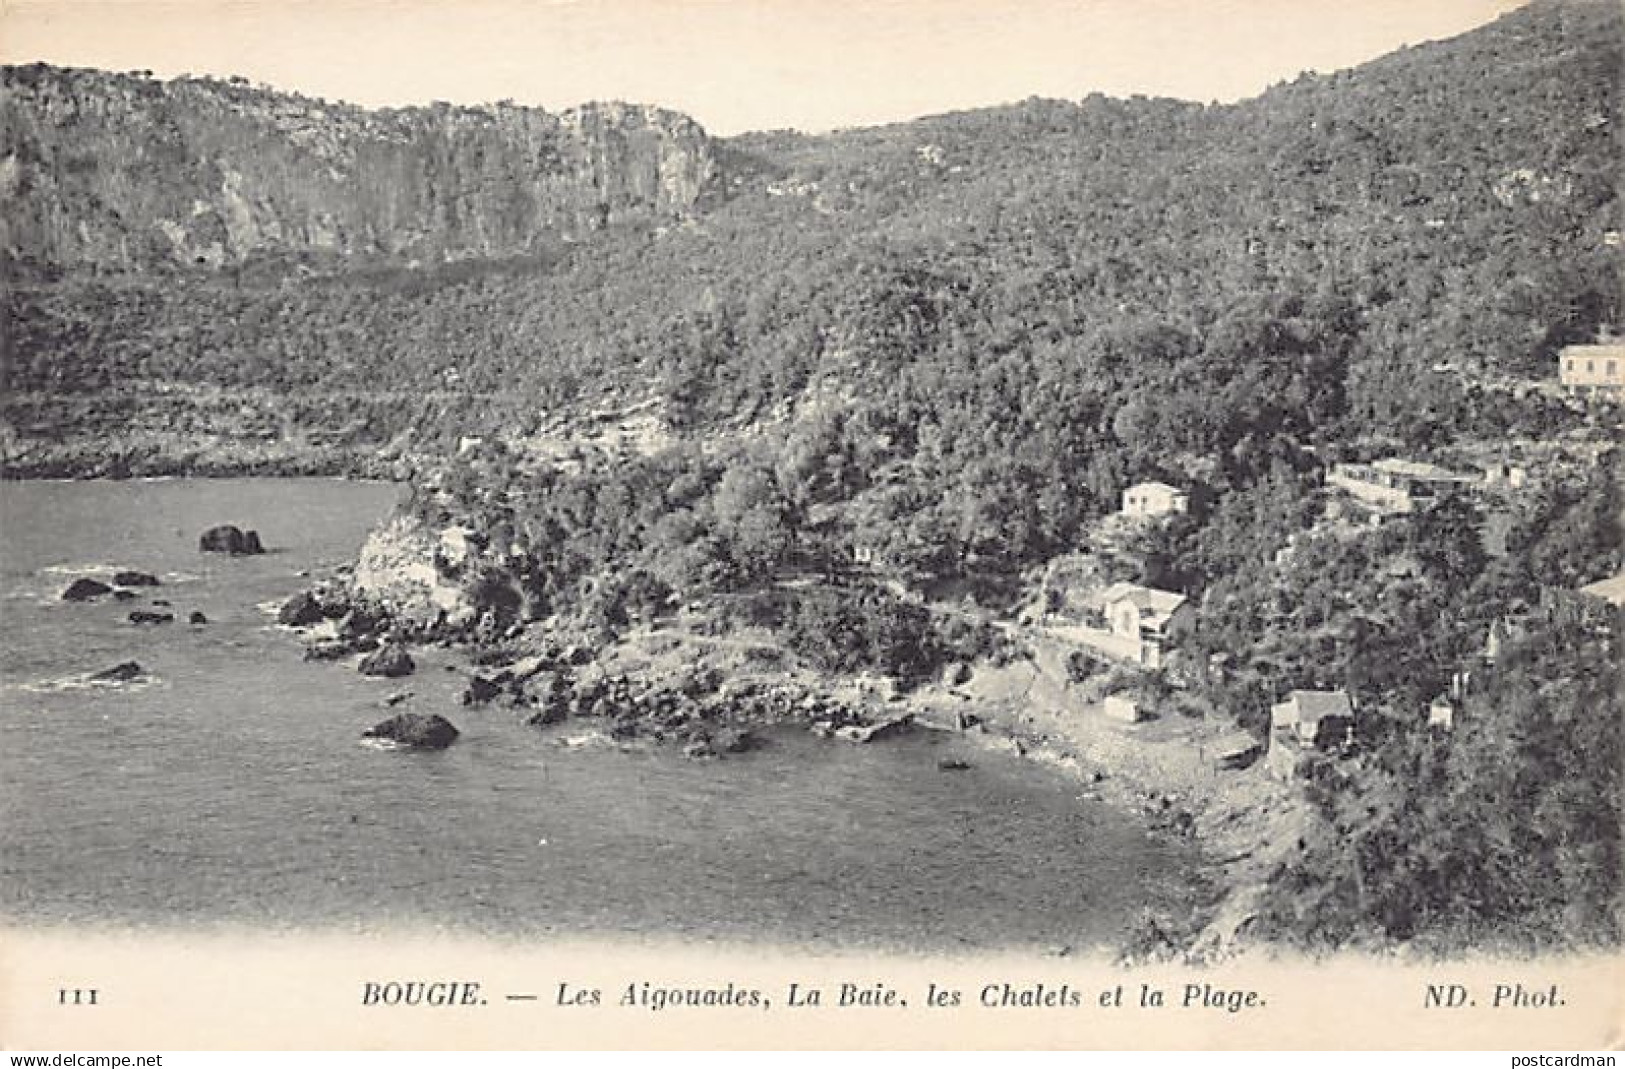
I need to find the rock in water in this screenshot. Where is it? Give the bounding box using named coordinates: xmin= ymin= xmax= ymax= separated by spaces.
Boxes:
xmin=198 ymin=525 xmax=265 ymax=555
xmin=128 ymin=610 xmax=174 ymax=625
xmin=277 ymin=591 xmax=325 ymax=627
xmin=89 ymin=661 xmax=143 ymax=683
xmin=358 ymin=645 xmax=415 ymax=678
xmin=111 ymin=570 xmax=160 ymax=587
xmin=113 ymin=589 xmax=137 ymax=601
xmin=61 ymin=577 xmax=113 ymax=601
xmin=363 ymin=713 xmax=459 ymax=750
xmin=188 ymin=611 xmax=208 ymax=625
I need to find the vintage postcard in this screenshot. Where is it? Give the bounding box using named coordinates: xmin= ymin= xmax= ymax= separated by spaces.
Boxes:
xmin=0 ymin=0 xmax=1620 ymax=1051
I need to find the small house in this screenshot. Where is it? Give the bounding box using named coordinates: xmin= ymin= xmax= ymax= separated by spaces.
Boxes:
xmin=1577 ymin=572 xmax=1625 ymax=609
xmin=1121 ymin=481 xmax=1189 ymax=520
xmin=1102 ymin=694 xmax=1146 ymax=724
xmin=1427 ymin=696 xmax=1456 ymax=731
xmin=1558 ymin=342 xmax=1625 ymax=394
xmin=1097 ymin=582 xmax=1193 ymax=669
xmin=1269 ymin=689 xmax=1356 ymax=748
xmin=1326 ymin=458 xmax=1477 ymax=517
xmin=1480 ymin=462 xmax=1528 ymax=490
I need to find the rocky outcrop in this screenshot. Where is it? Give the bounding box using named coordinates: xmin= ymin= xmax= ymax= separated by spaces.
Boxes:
xmin=358 ymin=644 xmax=414 ymax=678
xmin=2 ymin=65 xmax=718 ymax=274
xmin=128 ymin=610 xmax=173 ymax=625
xmin=61 ymin=577 xmax=112 ymax=601
xmin=277 ymin=591 xmax=325 ymax=627
xmin=362 ymin=712 xmax=459 ymax=750
xmin=462 ymin=673 xmax=507 ymax=706
xmin=198 ymin=525 xmax=264 ymax=554
xmin=111 ymin=570 xmax=159 ymax=587
xmin=349 ymin=516 xmax=475 ymax=634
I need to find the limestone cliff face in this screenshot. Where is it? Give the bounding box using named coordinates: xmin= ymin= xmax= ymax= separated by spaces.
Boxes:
xmin=1 ymin=64 xmax=717 ymax=272
xmin=350 ymin=515 xmax=476 ymax=631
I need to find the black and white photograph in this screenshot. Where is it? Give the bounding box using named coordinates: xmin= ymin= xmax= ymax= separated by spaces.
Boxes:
xmin=0 ymin=0 xmax=1619 ymax=1052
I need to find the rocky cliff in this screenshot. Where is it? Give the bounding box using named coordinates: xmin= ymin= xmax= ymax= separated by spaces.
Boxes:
xmin=0 ymin=64 xmax=717 ymax=273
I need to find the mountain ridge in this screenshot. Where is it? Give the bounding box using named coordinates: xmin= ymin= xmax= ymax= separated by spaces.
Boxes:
xmin=1 ymin=62 xmax=718 ymax=274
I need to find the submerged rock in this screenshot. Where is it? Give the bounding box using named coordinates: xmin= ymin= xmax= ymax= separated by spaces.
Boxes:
xmin=198 ymin=525 xmax=265 ymax=555
xmin=835 ymin=714 xmax=914 ymax=743
xmin=128 ymin=610 xmax=174 ymax=625
xmin=61 ymin=577 xmax=113 ymax=601
xmin=358 ymin=644 xmax=415 ymax=678
xmin=88 ymin=660 xmax=143 ymax=683
xmin=113 ymin=589 xmax=138 ymax=601
xmin=111 ymin=570 xmax=160 ymax=587
xmin=363 ymin=712 xmax=459 ymax=750
xmin=304 ymin=638 xmax=365 ymax=662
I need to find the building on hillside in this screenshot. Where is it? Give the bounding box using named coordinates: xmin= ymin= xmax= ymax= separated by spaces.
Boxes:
xmin=1267 ymin=685 xmax=1358 ymax=786
xmin=1267 ymin=689 xmax=1356 ymax=781
xmin=1120 ymin=480 xmax=1189 ymax=520
xmin=1326 ymin=457 xmax=1477 ymax=518
xmin=1427 ymin=695 xmax=1456 ymax=731
xmin=1558 ymin=339 xmax=1625 ymax=395
xmin=1270 ymin=689 xmax=1356 ymax=747
xmin=1577 ymin=572 xmax=1625 ymax=608
xmin=1096 ymin=582 xmax=1193 ymax=669
xmin=1479 ymin=461 xmax=1529 ymax=490
xmin=1102 ymin=693 xmax=1147 ymax=724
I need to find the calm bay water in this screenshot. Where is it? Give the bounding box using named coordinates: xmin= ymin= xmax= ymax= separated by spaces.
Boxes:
xmin=0 ymin=478 xmax=1188 ymax=952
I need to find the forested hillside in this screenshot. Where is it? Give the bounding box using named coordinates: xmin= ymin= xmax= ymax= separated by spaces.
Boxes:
xmin=5 ymin=0 xmax=1619 ymax=476
xmin=2 ymin=0 xmax=1621 ymax=954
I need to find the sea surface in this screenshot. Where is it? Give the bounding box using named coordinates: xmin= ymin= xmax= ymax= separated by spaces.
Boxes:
xmin=0 ymin=478 xmax=1190 ymax=952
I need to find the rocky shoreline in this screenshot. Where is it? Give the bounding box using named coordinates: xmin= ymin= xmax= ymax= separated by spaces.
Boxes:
xmin=275 ymin=565 xmax=1282 ymax=962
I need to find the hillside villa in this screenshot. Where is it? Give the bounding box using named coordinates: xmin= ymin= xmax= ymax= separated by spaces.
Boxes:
xmin=1267 ymin=688 xmax=1357 ymax=780
xmin=1097 ymin=582 xmax=1193 ymax=669
xmin=1120 ymin=480 xmax=1189 ymax=520
xmin=1558 ymin=336 xmax=1625 ymax=395
xmin=1326 ymin=457 xmax=1477 ymax=518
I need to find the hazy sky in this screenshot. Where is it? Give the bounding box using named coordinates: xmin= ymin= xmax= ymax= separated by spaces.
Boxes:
xmin=1 ymin=0 xmax=1527 ymax=134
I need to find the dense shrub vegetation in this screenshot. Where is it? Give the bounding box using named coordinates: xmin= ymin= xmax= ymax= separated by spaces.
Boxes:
xmin=3 ymin=0 xmax=1621 ymax=952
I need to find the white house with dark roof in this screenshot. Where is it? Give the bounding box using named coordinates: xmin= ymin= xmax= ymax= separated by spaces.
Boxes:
xmin=1269 ymin=689 xmax=1356 ymax=747
xmin=1266 ymin=689 xmax=1357 ymax=781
